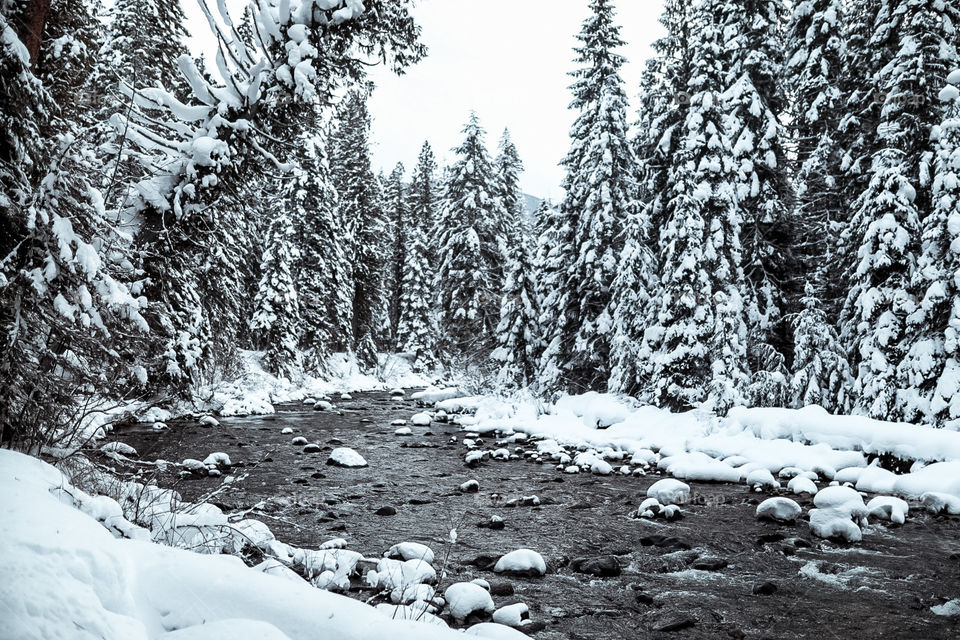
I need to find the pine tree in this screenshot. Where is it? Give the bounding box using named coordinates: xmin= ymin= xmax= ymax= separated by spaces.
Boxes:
xmin=539 ymin=0 xmax=637 ymax=394
xmin=384 ymin=162 xmax=408 ymax=347
xmin=493 ymin=128 xmax=527 ymax=263
xmin=785 ymin=0 xmax=848 ymax=318
xmin=330 ymin=87 xmax=388 ymax=371
xmin=493 ymin=234 xmax=541 ymax=389
xmin=293 ymin=133 xmax=352 ymax=371
xmin=790 ymin=284 xmax=853 ymax=412
xmin=397 ymin=142 xmax=439 ymax=371
xmin=250 ymin=209 xmax=300 ymax=380
xmin=103 ymin=0 xmax=189 ymax=93
xmin=435 ymin=112 xmax=501 ymax=353
xmin=647 ymin=0 xmax=750 ymax=413
xmin=843 ymin=0 xmax=960 ymax=420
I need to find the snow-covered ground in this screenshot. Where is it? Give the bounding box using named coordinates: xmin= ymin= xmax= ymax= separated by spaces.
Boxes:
xmin=0 ymin=450 xmax=529 ymax=640
xmin=437 ymin=391 xmax=960 ymax=512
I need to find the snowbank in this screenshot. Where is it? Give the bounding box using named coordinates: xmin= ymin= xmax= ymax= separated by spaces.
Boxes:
xmin=0 ymin=450 xmax=462 ymax=640
xmin=437 ymin=391 xmax=960 ymax=500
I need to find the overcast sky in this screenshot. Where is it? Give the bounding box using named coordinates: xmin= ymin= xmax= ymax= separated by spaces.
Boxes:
xmin=185 ymin=1 xmax=666 ymax=201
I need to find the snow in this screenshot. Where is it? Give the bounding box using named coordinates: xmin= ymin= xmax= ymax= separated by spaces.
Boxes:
xmin=809 ymin=486 xmax=869 ymax=542
xmin=411 ymin=412 xmax=433 ymax=426
xmin=0 ymin=450 xmax=464 ymax=640
xmin=932 ymin=599 xmax=960 ymax=616
xmin=646 ymin=479 xmax=691 ymax=504
xmin=756 ymin=497 xmax=802 ymax=522
xmin=788 ymin=475 xmax=819 ymax=495
xmin=327 ymin=448 xmax=367 ymax=468
xmin=493 ymin=549 xmax=546 ymax=576
xmin=465 ymin=623 xmax=531 ymax=638
xmin=746 ymin=468 xmax=780 ymax=490
xmin=101 ymin=442 xmax=137 ymax=456
xmin=443 ymin=582 xmax=495 ymax=619
xmin=492 ymin=603 xmax=529 ymax=627
xmin=412 ymin=387 xmax=462 ymax=403
xmin=395 ymin=427 xmax=413 ymax=436
xmin=866 ymin=496 xmax=909 ymax=525
xmin=386 ymin=542 xmax=436 ymax=564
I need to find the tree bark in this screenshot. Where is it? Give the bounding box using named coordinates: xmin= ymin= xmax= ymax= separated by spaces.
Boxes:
xmin=14 ymin=0 xmax=51 ymax=65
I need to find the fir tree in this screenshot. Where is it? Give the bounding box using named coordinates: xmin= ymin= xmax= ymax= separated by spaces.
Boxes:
xmin=103 ymin=0 xmax=189 ymax=93
xmin=435 ymin=112 xmax=501 ymax=352
xmin=493 ymin=128 xmax=527 ymax=262
xmin=647 ymin=0 xmax=750 ymax=412
xmin=397 ymin=142 xmax=439 ymax=371
xmin=384 ymin=162 xmax=408 ymax=347
xmin=790 ymin=284 xmax=853 ymax=412
xmin=539 ymin=0 xmax=637 ymax=394
xmin=250 ymin=209 xmax=300 ymax=380
xmin=493 ymin=234 xmax=541 ymax=389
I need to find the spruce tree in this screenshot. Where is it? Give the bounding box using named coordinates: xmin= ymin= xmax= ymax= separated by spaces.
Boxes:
xmin=384 ymin=162 xmax=408 ymax=347
xmin=293 ymin=133 xmax=353 ymax=371
xmin=539 ymin=0 xmax=637 ymax=394
xmin=647 ymin=0 xmax=750 ymax=412
xmin=435 ymin=112 xmax=501 ymax=353
xmin=330 ymin=88 xmax=388 ymax=370
xmin=397 ymin=142 xmax=439 ymax=371
xmin=250 ymin=209 xmax=300 ymax=380
xmin=790 ymin=284 xmax=853 ymax=412
xmin=104 ymin=0 xmax=188 ymax=93
xmin=493 ymin=234 xmax=541 ymax=389
xmin=493 ymin=128 xmax=527 ymax=261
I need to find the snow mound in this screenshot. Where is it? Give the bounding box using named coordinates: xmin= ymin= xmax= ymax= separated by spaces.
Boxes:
xmin=492 ymin=602 xmax=529 ymax=627
xmin=787 ymin=475 xmax=818 ymax=495
xmin=444 ymin=582 xmax=495 ymax=620
xmin=746 ymin=468 xmax=780 ymax=490
xmin=756 ymin=497 xmax=802 ymax=522
xmin=101 ymin=441 xmax=137 ymax=456
xmin=386 ymin=542 xmax=436 ymax=564
xmin=809 ymin=486 xmax=868 ymax=542
xmin=395 ymin=427 xmax=413 ymax=436
xmin=866 ymin=496 xmax=908 ymax=525
xmin=920 ymin=492 xmax=960 ymax=515
xmin=646 ymin=478 xmax=690 ymax=504
xmin=466 ymin=622 xmax=532 ymax=638
xmin=412 ymin=386 xmax=462 ymax=404
xmin=327 ymin=447 xmax=367 ymax=468
xmin=493 ymin=549 xmax=546 ymax=576
xmin=932 ymin=599 xmax=960 ymax=616
xmin=411 ymin=412 xmax=432 ymax=426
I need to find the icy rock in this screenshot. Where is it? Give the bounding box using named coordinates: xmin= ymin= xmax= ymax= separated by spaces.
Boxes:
xmin=921 ymin=492 xmax=960 ymax=515
xmin=395 ymin=427 xmax=413 ymax=436
xmin=313 ymin=400 xmax=334 ymax=411
xmin=199 ymin=415 xmax=219 ymax=427
xmin=281 ymin=427 xmax=294 ymax=435
xmin=340 ymin=393 xmax=352 ymax=400
xmin=392 ymin=419 xmax=407 ymax=426
xmin=303 ymin=443 xmax=322 ymax=453
xmin=809 ymin=485 xmax=868 ymax=542
xmin=746 ymin=468 xmax=780 ymax=491
xmin=327 ymin=447 xmax=367 ymax=468
xmin=493 ymin=549 xmax=546 ymax=577
xmin=411 ymin=412 xmax=432 ymax=426
xmin=867 ymin=496 xmax=909 ymax=525
xmin=646 ymin=478 xmax=690 ymax=504
xmin=390 ymin=388 xmax=406 ymax=397
xmin=787 ymin=476 xmax=818 ymax=495
xmin=932 ymin=599 xmax=960 ymax=616
xmin=492 ymin=603 xmax=529 ymax=627
xmin=202 ymin=452 xmax=231 ymax=467
xmin=591 ymin=460 xmax=613 ymax=475
xmin=756 ymin=497 xmax=802 ymax=523
xmin=465 ymin=623 xmax=532 ymax=638
xmin=181 ymin=459 xmax=207 ymax=474
xmin=291 ymin=436 xmax=308 ymax=446
xmin=564 ymin=465 xmax=580 ymax=474
xmin=460 ymin=479 xmax=480 ymax=493
xmin=100 ymin=442 xmax=137 ymax=456
xmin=444 ymin=582 xmax=496 ymax=620
xmin=386 ymin=541 xmax=436 ymax=564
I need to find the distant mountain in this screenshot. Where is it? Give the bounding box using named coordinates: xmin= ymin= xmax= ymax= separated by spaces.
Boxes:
xmin=523 ymin=193 xmax=542 ymax=215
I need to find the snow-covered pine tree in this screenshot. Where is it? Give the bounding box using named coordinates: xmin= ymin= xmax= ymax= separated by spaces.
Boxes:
xmin=397 ymin=141 xmax=439 ymax=371
xmin=610 ymin=0 xmax=693 ymax=396
xmin=785 ymin=0 xmax=848 ymax=319
xmin=384 ymin=162 xmax=408 ymax=348
xmin=103 ymin=0 xmax=189 ymax=95
xmin=435 ymin=112 xmax=502 ymax=353
xmin=646 ymin=0 xmax=750 ymax=413
xmin=843 ymin=0 xmax=960 ymax=420
xmin=538 ymin=0 xmax=637 ymax=394
xmin=493 ymin=231 xmax=541 ymax=389
xmin=790 ymin=283 xmax=853 ymax=412
xmin=719 ymin=0 xmax=797 ymax=401
xmin=292 ymin=132 xmax=353 ymax=372
xmin=330 ymin=86 xmax=389 ymax=371
xmin=493 ymin=128 xmax=527 ymax=264
xmin=919 ymin=68 xmax=960 ymax=424
xmin=250 ymin=208 xmax=300 ymax=380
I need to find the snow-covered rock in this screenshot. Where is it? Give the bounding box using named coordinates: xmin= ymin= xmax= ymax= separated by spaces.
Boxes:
xmin=809 ymin=485 xmax=868 ymax=542
xmin=459 ymin=479 xmax=480 ymax=493
xmin=921 ymin=492 xmax=960 ymax=515
xmin=390 ymin=388 xmax=406 ymax=397
xmin=492 ymin=603 xmax=529 ymax=627
xmin=756 ymin=497 xmax=802 ymax=523
xmin=395 ymin=427 xmax=413 ymax=436
xmin=203 ymin=452 xmax=231 ymax=468
xmin=100 ymin=442 xmax=137 ymax=456
xmin=181 ymin=459 xmax=207 ymax=473
xmin=386 ymin=542 xmax=436 ymax=564
xmin=199 ymin=415 xmax=220 ymax=427
xmin=392 ymin=419 xmax=407 ymax=426
xmin=493 ymin=549 xmax=546 ymax=577
xmin=411 ymin=412 xmax=432 ymax=426
xmin=646 ymin=478 xmax=690 ymax=504
xmin=444 ymin=582 xmax=495 ymax=620
xmin=867 ymin=496 xmax=909 ymax=525
xmin=291 ymin=436 xmax=308 ymax=446
xmin=787 ymin=475 xmax=818 ymax=495
xmin=746 ymin=468 xmax=779 ymax=491
xmin=932 ymin=599 xmax=960 ymax=616
xmin=412 ymin=386 xmax=462 ymax=404
xmin=591 ymin=459 xmax=613 ymax=475
xmin=465 ymin=623 xmax=531 ymax=638
xmin=327 ymin=448 xmax=367 ymax=468
xmin=313 ymin=400 xmax=334 ymax=411
xmin=281 ymin=427 xmax=294 ymax=435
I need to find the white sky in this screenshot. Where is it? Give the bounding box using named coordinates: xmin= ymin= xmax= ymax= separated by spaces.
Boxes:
xmin=185 ymin=0 xmax=666 ymax=201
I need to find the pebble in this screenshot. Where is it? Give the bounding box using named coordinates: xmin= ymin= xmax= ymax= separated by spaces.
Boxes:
xmin=303 ymin=443 xmax=321 ymax=453
xmin=374 ymin=506 xmax=397 ymax=516
xmin=753 ymin=581 xmax=778 ymax=595
xmin=570 ymin=556 xmax=621 ymax=577
xmin=691 ymin=557 xmax=728 ymax=572
xmin=291 ymin=436 xmax=308 ymax=446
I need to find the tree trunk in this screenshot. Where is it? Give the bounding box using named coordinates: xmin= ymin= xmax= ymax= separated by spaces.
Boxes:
xmin=14 ymin=0 xmax=51 ymax=65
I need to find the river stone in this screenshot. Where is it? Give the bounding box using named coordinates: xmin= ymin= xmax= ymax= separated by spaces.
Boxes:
xmin=753 ymin=581 xmax=778 ymax=595
xmin=374 ymin=506 xmax=397 ymax=516
xmin=326 ymin=447 xmax=367 ymax=468
xmin=692 ymin=557 xmax=728 ymax=571
xmin=303 ymin=443 xmax=321 ymax=453
xmin=570 ymin=556 xmax=622 ymax=577
xmin=657 ymin=617 xmax=697 ymax=632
